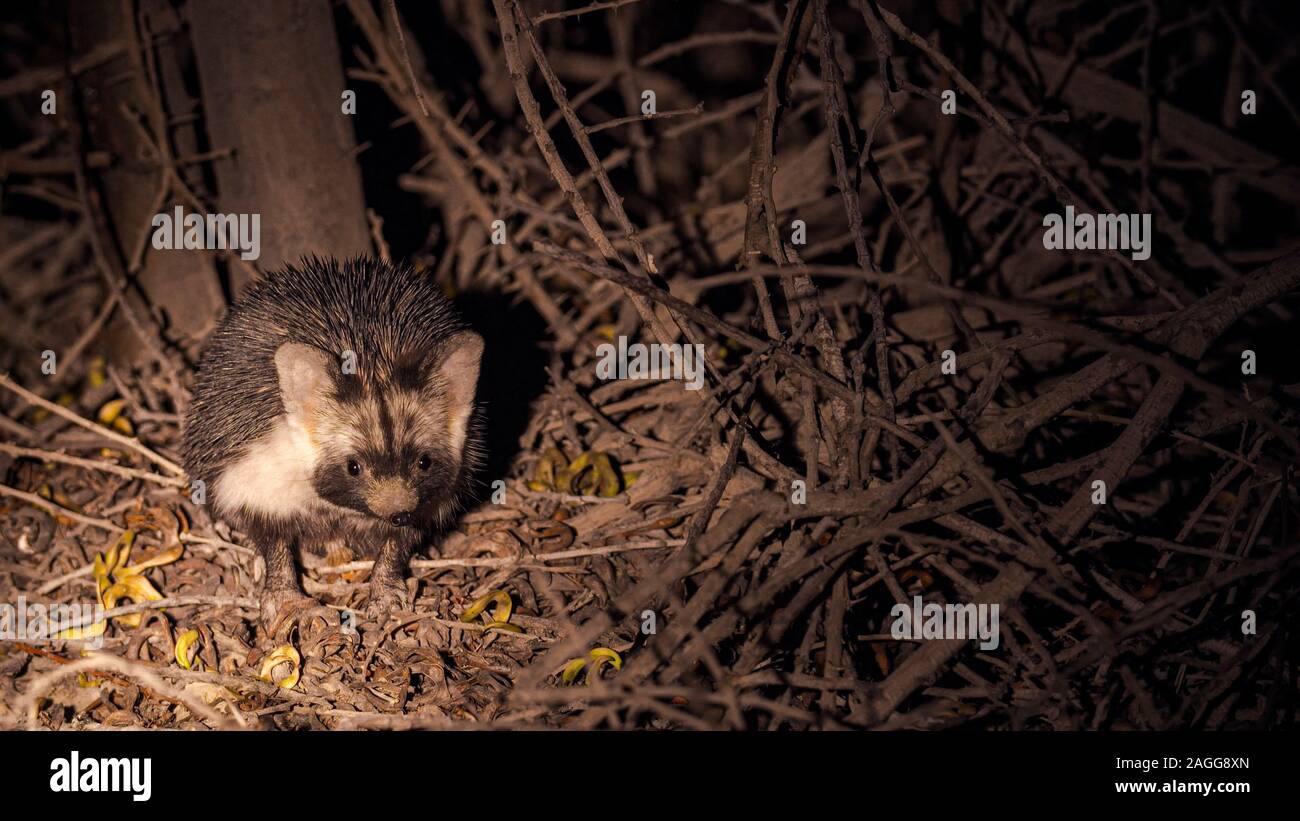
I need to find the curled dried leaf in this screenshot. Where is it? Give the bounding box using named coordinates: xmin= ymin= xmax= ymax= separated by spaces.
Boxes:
xmin=520 ymin=518 xmax=575 ymax=552
xmin=584 ymin=452 xmax=621 ymax=497
xmin=587 ymin=647 xmax=623 ymax=683
xmin=561 ymin=658 xmax=587 ymax=686
xmin=530 ymin=447 xmax=569 ymax=491
xmin=561 ymin=647 xmax=624 ymax=686
xmin=175 ymin=629 xmax=202 ymax=670
xmin=459 ymin=589 xmax=513 ymax=626
xmin=83 ymin=530 xmax=183 ymax=631
xmin=102 ymin=575 xmax=164 ymax=628
xmin=96 ymin=398 xmax=128 ymax=425
xmin=554 ymin=450 xmax=589 ymax=493
xmin=57 ymin=618 xmax=106 ymax=641
xmin=259 ymin=645 xmax=301 ymax=690
xmin=87 ymin=357 xmax=107 ymax=388
xmin=122 ymin=544 xmax=184 ymax=576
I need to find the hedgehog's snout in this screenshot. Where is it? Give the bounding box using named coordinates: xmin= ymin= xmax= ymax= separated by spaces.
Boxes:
xmin=364 ymin=476 xmax=417 ymax=523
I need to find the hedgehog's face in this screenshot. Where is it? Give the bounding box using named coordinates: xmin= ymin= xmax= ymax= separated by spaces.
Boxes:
xmin=273 ymin=332 xmax=483 ymax=529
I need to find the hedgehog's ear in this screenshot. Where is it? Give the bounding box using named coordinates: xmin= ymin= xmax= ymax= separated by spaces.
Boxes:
xmin=435 ymin=330 xmax=483 ymax=454
xmin=275 ymin=342 xmax=334 ymax=419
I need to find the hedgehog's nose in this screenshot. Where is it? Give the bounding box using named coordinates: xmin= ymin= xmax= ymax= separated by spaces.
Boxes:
xmin=389 ymin=511 xmax=413 ymax=527
xmin=365 ymin=477 xmax=417 ymax=520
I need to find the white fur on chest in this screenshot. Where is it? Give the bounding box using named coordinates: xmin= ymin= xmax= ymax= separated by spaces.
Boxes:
xmin=213 ymin=416 xmax=327 ymax=519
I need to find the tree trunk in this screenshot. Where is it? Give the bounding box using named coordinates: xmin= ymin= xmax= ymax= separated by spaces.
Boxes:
xmin=69 ymin=0 xmax=226 ymax=363
xmin=189 ymin=0 xmax=370 ymax=292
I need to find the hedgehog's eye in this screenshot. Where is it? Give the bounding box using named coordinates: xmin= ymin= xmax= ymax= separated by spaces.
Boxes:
xmin=346 ymin=458 xmax=362 ymax=477
xmin=417 ymin=453 xmax=432 ymax=472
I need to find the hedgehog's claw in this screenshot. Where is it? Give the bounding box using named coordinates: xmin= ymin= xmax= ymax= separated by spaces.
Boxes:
xmin=364 ymin=579 xmax=411 ymax=623
xmin=259 ymin=587 xmax=320 ymax=636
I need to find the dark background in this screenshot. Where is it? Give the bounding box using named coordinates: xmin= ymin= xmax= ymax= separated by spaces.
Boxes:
xmin=1 ymin=0 xmax=1298 ymax=731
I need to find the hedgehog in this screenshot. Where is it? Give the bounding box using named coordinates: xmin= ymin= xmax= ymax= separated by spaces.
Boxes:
xmin=182 ymin=256 xmax=484 ymax=632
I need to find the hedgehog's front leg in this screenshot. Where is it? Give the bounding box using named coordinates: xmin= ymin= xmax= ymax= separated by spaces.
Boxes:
xmin=258 ymin=538 xmax=318 ymax=634
xmin=364 ymin=538 xmax=414 ymax=621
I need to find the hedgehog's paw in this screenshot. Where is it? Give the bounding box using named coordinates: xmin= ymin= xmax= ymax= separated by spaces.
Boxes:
xmin=259 ymin=587 xmax=319 ymax=636
xmin=364 ymin=579 xmax=411 ymax=623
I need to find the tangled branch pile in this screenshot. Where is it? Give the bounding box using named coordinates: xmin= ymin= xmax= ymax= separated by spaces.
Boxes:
xmin=1 ymin=0 xmax=1299 ymax=730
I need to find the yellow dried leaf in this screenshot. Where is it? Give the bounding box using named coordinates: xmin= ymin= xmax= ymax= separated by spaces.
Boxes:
xmin=83 ymin=530 xmax=182 ymax=632
xmin=259 ymin=645 xmax=301 ymax=690
xmin=87 ymin=357 xmax=108 ymax=388
xmin=96 ymin=398 xmax=128 ymax=425
xmin=175 ymin=629 xmax=202 ymax=670
xmin=102 ymin=575 xmax=163 ymax=629
xmin=588 ymin=647 xmax=622 ymax=670
xmin=93 ymin=531 xmax=135 ymax=598
xmin=561 ymin=658 xmax=587 ymax=686
xmin=589 ymin=452 xmax=621 ymax=497
xmin=109 ymin=575 xmax=164 ymax=604
xmin=555 ymin=451 xmax=590 ymax=493
xmin=586 ymin=648 xmax=622 ymax=684
xmin=554 ymin=451 xmax=623 ymax=497
xmin=102 ymin=530 xmax=135 ymax=576
xmin=531 ymin=447 xmax=569 ymax=491
xmin=92 ymin=558 xmax=111 ymax=600
xmin=121 ymin=544 xmax=183 ymax=576
xmin=561 ymin=647 xmax=623 ymax=686
xmin=56 ymin=617 xmax=106 ymax=641
xmin=459 ymin=589 xmax=513 ymax=625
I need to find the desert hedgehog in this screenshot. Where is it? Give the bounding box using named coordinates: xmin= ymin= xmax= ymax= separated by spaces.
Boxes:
xmin=182 ymin=256 xmax=484 ymax=631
